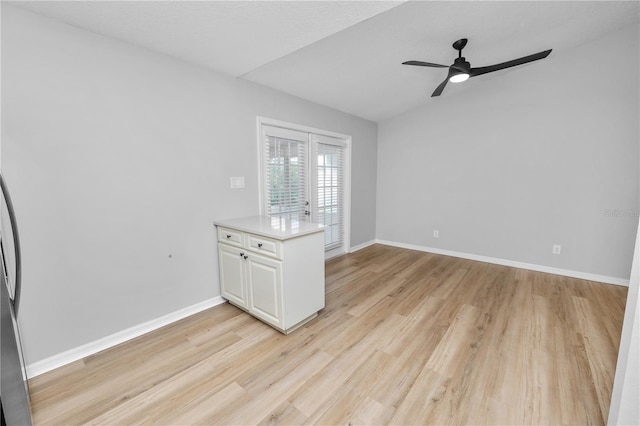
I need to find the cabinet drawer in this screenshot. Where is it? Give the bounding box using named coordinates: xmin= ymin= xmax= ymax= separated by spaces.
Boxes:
xmin=217 ymin=227 xmax=243 ymax=247
xmin=248 ymin=234 xmax=282 ymax=259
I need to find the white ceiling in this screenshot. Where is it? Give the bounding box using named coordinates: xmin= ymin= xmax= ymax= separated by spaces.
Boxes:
xmin=10 ymin=1 xmax=640 ymax=122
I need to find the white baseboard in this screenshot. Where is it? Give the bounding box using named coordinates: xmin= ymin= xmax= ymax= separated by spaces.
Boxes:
xmin=27 ymin=296 xmax=226 ymax=378
xmin=348 ymin=239 xmax=377 ymax=253
xmin=376 ymin=239 xmax=630 ymax=287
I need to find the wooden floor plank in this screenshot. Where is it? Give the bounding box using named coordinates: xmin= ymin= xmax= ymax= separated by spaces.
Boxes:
xmin=28 ymin=245 xmax=628 ymax=425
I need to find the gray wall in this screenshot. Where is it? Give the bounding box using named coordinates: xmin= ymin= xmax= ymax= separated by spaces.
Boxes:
xmin=1 ymin=5 xmax=378 ymax=364
xmin=377 ymin=23 xmax=639 ymax=280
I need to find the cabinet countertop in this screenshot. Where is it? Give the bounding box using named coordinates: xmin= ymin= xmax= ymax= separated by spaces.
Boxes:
xmin=214 ymin=215 xmax=324 ymax=241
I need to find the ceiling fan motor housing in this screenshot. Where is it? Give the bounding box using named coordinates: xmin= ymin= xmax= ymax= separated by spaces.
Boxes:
xmin=452 ymin=57 xmax=471 ymax=74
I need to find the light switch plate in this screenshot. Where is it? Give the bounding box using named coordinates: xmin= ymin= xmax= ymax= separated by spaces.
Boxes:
xmin=230 ymin=177 xmax=245 ymax=189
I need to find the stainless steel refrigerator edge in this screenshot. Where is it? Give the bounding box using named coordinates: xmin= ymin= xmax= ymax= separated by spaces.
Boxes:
xmin=1 ymin=173 xmax=33 ymax=425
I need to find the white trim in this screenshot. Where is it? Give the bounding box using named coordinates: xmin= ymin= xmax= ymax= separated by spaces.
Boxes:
xmin=256 ymin=117 xmax=266 ymax=215
xmin=349 ymin=239 xmax=377 ymax=253
xmin=26 ymin=296 xmax=226 ymax=378
xmin=311 ymin=133 xmax=348 ymax=149
xmin=325 ymin=249 xmax=346 ymax=260
xmin=375 ymin=239 xmax=630 ymax=287
xmin=262 ymin=125 xmax=308 ymax=142
xmin=322 ymin=239 xmax=377 ymax=259
xmin=342 ymin=136 xmax=352 ymax=255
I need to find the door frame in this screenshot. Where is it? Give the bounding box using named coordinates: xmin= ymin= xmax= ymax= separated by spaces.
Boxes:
xmin=256 ymin=116 xmax=352 ymax=258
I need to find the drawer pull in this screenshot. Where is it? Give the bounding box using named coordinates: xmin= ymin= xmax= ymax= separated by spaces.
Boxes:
xmin=239 ymin=252 xmax=244 ymax=257
xmin=226 ymin=234 xmax=231 ymax=239
xmin=244 ymin=255 xmax=248 ymax=260
xmin=258 ymin=243 xmax=263 ymax=248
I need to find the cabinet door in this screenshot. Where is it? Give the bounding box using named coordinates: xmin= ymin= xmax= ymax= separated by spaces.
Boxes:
xmin=246 ymin=253 xmax=283 ymax=328
xmin=218 ymin=244 xmax=248 ymax=309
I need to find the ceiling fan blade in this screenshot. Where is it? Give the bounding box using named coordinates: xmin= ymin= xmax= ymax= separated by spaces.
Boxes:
xmin=403 ymin=60 xmax=449 ymax=68
xmin=431 ymin=70 xmax=453 ymax=97
xmin=470 ymin=49 xmax=552 ymax=77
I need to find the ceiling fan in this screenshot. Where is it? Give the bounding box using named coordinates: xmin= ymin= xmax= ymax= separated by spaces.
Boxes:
xmin=402 ymin=38 xmax=552 ymax=97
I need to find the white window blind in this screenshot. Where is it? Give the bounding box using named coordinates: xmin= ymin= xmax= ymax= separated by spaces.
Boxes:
xmin=262 ymin=126 xmax=308 ymax=221
xmin=312 ymin=135 xmax=346 ymax=251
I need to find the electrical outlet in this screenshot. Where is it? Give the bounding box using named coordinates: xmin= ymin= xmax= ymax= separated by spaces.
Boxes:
xmin=552 ymin=245 xmax=561 ymax=255
xmin=433 ymin=230 xmax=439 ymax=238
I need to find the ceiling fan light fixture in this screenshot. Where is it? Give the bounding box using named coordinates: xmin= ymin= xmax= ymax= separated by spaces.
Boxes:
xmin=449 ymin=72 xmax=470 ymax=83
xmin=449 ymin=56 xmax=471 ymax=83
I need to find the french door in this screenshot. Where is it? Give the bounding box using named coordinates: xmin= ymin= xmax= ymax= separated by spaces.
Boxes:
xmin=260 ymin=120 xmax=350 ymax=257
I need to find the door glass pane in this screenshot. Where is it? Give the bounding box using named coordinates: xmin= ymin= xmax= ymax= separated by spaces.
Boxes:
xmin=265 ymin=136 xmax=307 ymax=221
xmin=315 ymin=144 xmax=343 ymax=250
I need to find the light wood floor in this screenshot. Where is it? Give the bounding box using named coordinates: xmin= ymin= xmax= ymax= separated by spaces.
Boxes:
xmin=29 ymin=244 xmax=628 ymax=425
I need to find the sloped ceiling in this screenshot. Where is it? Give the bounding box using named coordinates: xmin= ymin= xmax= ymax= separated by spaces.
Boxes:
xmin=9 ymin=0 xmax=640 ymax=122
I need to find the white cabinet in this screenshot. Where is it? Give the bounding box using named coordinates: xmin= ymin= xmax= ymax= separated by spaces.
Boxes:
xmin=215 ymin=216 xmax=325 ymax=334
xmin=246 ymin=254 xmax=282 ymax=328
xmin=217 ymin=244 xmax=249 ymax=309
